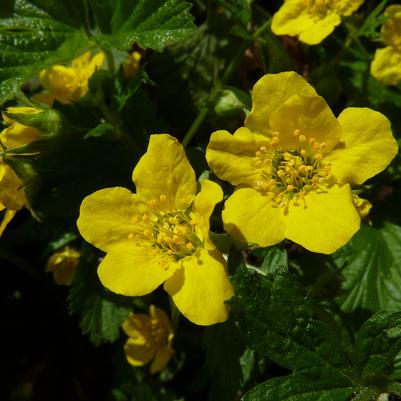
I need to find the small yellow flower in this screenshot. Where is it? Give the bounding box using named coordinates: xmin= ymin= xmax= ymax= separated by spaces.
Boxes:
xmin=46 ymin=246 xmax=81 ymax=286
xmin=77 ymin=134 xmax=233 ymax=326
xmin=39 ymin=51 xmax=105 ymax=105
xmin=1 ymin=107 xmax=41 ymax=149
xmin=272 ymin=0 xmax=365 ymax=45
xmin=0 ymin=107 xmax=41 ymax=235
xmin=122 ymin=305 xmax=174 ymax=374
xmin=206 ymin=72 xmax=398 ymax=254
xmin=371 ymin=5 xmax=401 ymax=86
xmin=123 ymin=51 xmax=142 ymax=79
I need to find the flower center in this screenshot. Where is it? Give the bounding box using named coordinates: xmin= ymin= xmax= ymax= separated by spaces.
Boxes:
xmin=304 ymin=0 xmax=331 ymax=15
xmin=128 ymin=195 xmax=201 ymax=260
xmin=254 ymin=130 xmax=331 ymax=209
xmin=146 ymin=319 xmax=169 ymax=349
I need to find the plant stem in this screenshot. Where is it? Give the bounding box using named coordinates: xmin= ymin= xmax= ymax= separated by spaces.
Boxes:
xmin=182 ymin=18 xmax=272 ymax=147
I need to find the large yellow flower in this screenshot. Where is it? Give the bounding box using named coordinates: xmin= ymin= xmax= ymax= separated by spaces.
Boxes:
xmin=0 ymin=107 xmax=41 ymax=235
xmin=272 ymin=0 xmax=365 ymax=45
xmin=39 ymin=51 xmax=105 ymax=105
xmin=371 ymin=5 xmax=401 ymax=86
xmin=206 ymin=72 xmax=398 ymax=254
xmin=122 ymin=305 xmax=174 ymax=374
xmin=77 ymin=134 xmax=233 ymax=326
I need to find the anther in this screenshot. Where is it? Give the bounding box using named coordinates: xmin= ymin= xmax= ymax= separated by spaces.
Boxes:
xmin=287 ymin=184 xmax=295 ymax=191
xmin=148 ymin=199 xmax=157 ymax=208
xmin=128 ymin=233 xmax=135 ymax=240
xmin=293 ymin=129 xmax=300 ymax=136
xmin=300 ymin=149 xmax=307 ymax=157
xmin=299 ymin=135 xmax=307 ymax=143
xmin=314 ymin=153 xmax=323 ymax=160
xmin=259 ymin=146 xmax=267 ymax=152
xmin=159 ymin=194 xmax=167 ymax=203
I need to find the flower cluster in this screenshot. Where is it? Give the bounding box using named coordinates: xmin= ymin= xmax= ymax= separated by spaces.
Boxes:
xmin=0 ymin=107 xmax=42 ymax=234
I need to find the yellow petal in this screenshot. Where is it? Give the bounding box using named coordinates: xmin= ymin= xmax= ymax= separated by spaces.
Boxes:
xmin=71 ymin=52 xmax=92 ymax=69
xmin=272 ymin=1 xmax=324 ymax=42
xmin=206 ymin=127 xmax=271 ymax=186
xmin=371 ymin=47 xmax=401 ymax=86
xmin=352 ymin=194 xmax=372 ymax=219
xmin=98 ymin=244 xmax=177 ymax=296
xmin=1 ymin=123 xmax=39 ymax=149
xmin=0 ymin=209 xmax=17 ymax=236
xmin=6 ymin=107 xmax=41 ymax=115
xmin=192 ymin=179 xmax=223 ymax=219
xmin=150 ymin=305 xmax=174 ymax=335
xmin=132 ymin=134 xmax=196 ymax=210
xmin=222 ymin=188 xmax=285 ymax=247
xmin=122 ymin=313 xmax=150 ymax=343
xmin=283 ymin=184 xmax=360 ymax=254
xmin=381 ymin=5 xmax=401 ymax=48
xmin=164 ymin=249 xmax=233 ymax=326
xmin=150 ymin=346 xmax=174 ymax=374
xmin=124 ymin=337 xmax=155 ymax=366
xmin=0 ymin=163 xmax=26 ymax=211
xmin=324 ymin=108 xmax=398 ymax=185
xmin=245 ymin=72 xmax=317 ymax=135
xmin=298 ymin=13 xmax=341 ymax=45
xmin=337 ymin=0 xmax=365 ymax=17
xmin=39 ymin=65 xmax=78 ymax=104
xmin=77 ymin=187 xmax=149 ymax=252
xmin=270 ymin=95 xmax=341 ymax=152
xmin=87 ymin=52 xmax=105 ymax=75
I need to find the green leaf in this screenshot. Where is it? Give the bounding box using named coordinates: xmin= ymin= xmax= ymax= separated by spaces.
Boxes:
xmin=93 ymin=0 xmax=196 ymax=52
xmin=358 ymin=0 xmax=389 ymax=40
xmin=216 ymin=0 xmax=253 ymax=26
xmin=259 ymin=246 xmax=288 ymax=275
xmin=201 ymin=319 xmax=245 ymax=401
xmin=354 ymin=310 xmax=401 ymax=382
xmin=233 ymin=267 xmax=401 ymax=400
xmin=68 ymin=248 xmax=132 ymax=346
xmin=84 ymin=122 xmax=115 ymax=139
xmin=333 ymin=224 xmax=401 ymax=313
xmin=0 ymin=0 xmax=195 ymax=103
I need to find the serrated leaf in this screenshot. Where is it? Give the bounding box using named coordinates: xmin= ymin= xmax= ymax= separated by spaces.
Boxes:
xmin=68 ymin=250 xmax=132 ymax=346
xmin=333 ymin=224 xmax=401 ymax=313
xmin=233 ymin=267 xmax=401 ymax=400
xmin=93 ymin=0 xmax=195 ymax=52
xmin=354 ymin=310 xmax=401 ymax=382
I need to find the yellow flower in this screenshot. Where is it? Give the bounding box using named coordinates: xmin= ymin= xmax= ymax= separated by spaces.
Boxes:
xmin=123 ymin=51 xmax=142 ymax=79
xmin=0 ymin=107 xmax=41 ymax=235
xmin=206 ymin=72 xmax=398 ymax=254
xmin=272 ymin=0 xmax=365 ymax=45
xmin=352 ymin=194 xmax=372 ymax=219
xmin=1 ymin=107 xmax=41 ymax=149
xmin=46 ymin=246 xmax=81 ymax=286
xmin=122 ymin=305 xmax=174 ymax=374
xmin=371 ymin=5 xmax=401 ymax=86
xmin=39 ymin=51 xmax=105 ymax=105
xmin=77 ymin=134 xmax=233 ymax=326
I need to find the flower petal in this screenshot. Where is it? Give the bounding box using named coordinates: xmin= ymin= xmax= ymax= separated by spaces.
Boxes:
xmin=324 ymin=108 xmax=398 ymax=185
xmin=298 ymin=13 xmax=340 ymax=45
xmin=132 ymin=134 xmax=196 ymax=210
xmin=0 ymin=209 xmax=17 ymax=236
xmin=283 ymin=184 xmax=360 ymax=254
xmin=222 ymin=188 xmax=285 ymax=247
xmin=191 ymin=179 xmax=223 ymax=243
xmin=370 ymin=47 xmax=401 ymax=86
xmin=0 ymin=163 xmax=26 ymax=211
xmin=124 ymin=337 xmax=155 ymax=366
xmin=98 ymin=244 xmax=177 ymax=296
xmin=270 ymin=94 xmax=342 ymax=151
xmin=206 ymin=127 xmax=271 ymax=186
xmin=150 ymin=346 xmax=174 ymax=374
xmin=245 ymin=71 xmax=317 ymax=136
xmin=122 ymin=313 xmax=150 ymax=343
xmin=77 ymin=187 xmax=149 ymax=252
xmin=164 ymin=249 xmax=233 ymax=326
xmin=1 ymin=123 xmax=39 ymax=149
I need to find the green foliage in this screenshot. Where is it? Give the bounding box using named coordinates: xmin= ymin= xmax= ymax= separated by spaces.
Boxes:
xmin=232 ymin=266 xmax=401 ymax=401
xmin=0 ymin=0 xmax=195 ymax=102
xmin=334 ymin=223 xmax=401 ymax=313
xmin=68 ymin=247 xmax=133 ymax=346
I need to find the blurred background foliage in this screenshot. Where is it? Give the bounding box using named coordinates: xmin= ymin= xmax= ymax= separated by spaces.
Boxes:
xmin=2 ymin=0 xmax=401 ymax=400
